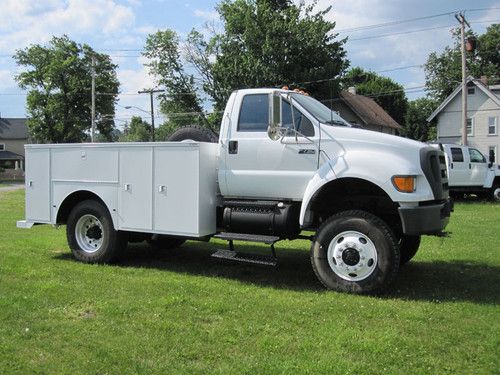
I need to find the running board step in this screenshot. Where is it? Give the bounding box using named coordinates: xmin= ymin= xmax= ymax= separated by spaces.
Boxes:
xmin=212 ymin=249 xmax=278 ymax=267
xmin=213 ymin=232 xmax=280 ymax=244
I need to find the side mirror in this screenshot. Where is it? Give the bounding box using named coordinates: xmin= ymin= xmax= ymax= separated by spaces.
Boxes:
xmin=267 ymin=92 xmax=282 ymax=141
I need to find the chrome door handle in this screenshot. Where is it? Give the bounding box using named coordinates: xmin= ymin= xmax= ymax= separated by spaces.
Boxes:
xmin=124 ymin=183 xmax=131 ymax=191
xmin=158 ymin=185 xmax=166 ymax=193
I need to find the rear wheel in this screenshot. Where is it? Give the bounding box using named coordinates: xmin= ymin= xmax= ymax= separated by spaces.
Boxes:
xmin=398 ymin=235 xmax=421 ymax=265
xmin=67 ymin=200 xmax=127 ymax=263
xmin=311 ymin=210 xmax=400 ymax=294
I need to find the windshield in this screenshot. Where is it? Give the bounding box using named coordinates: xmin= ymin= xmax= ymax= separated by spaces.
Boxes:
xmin=289 ymin=93 xmax=351 ymax=126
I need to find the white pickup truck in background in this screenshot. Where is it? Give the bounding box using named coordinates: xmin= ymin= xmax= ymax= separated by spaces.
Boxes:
xmin=436 ymin=144 xmax=500 ymax=201
xmin=17 ymin=88 xmax=453 ymax=294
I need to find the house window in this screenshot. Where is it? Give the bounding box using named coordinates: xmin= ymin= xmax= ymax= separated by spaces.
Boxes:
xmin=0 ymin=143 xmax=4 ymax=151
xmin=489 ymin=146 xmax=497 ymax=163
xmin=488 ymin=117 xmax=497 ymax=135
xmin=238 ymin=94 xmax=269 ymax=132
xmin=450 ymin=147 xmax=464 ymax=162
xmin=467 ymin=87 xmax=475 ymax=95
xmin=466 ymin=118 xmax=473 ymax=136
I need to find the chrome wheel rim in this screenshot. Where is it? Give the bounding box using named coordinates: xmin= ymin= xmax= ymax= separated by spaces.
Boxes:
xmin=327 ymin=231 xmax=378 ymax=281
xmin=493 ymin=188 xmax=500 ymax=202
xmin=75 ymin=214 xmax=104 ymax=253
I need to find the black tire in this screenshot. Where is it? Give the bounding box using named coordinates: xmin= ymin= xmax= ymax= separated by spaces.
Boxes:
xmin=398 ymin=235 xmax=421 ymax=265
xmin=66 ymin=200 xmax=127 ymax=263
xmin=310 ymin=210 xmax=400 ymax=294
xmin=167 ymin=125 xmax=218 ymax=142
xmin=148 ymin=235 xmax=186 ymax=250
xmin=491 ymin=185 xmax=500 ymax=202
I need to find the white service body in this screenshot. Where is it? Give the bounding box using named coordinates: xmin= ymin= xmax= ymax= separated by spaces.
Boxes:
xmin=21 ymin=142 xmax=218 ymax=237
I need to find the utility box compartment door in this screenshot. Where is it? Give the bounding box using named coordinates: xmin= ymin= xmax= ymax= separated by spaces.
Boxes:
xmin=154 ymin=147 xmax=199 ymax=235
xmin=25 ymin=148 xmax=50 ymax=222
xmin=118 ymin=148 xmax=153 ymax=231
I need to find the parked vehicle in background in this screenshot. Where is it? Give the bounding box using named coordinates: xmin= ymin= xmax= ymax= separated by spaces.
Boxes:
xmin=17 ymin=88 xmax=453 ymax=294
xmin=434 ymin=144 xmax=500 ymax=201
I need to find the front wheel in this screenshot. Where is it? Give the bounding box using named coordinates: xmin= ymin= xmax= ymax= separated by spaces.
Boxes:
xmin=67 ymin=200 xmax=127 ymax=263
xmin=399 ymin=235 xmax=421 ymax=265
xmin=311 ymin=210 xmax=400 ymax=294
xmin=491 ymin=185 xmax=500 ymax=202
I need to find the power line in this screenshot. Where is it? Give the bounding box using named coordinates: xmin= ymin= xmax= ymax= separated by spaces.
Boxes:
xmin=336 ymin=7 xmax=500 ymax=33
xmin=348 ymin=20 xmax=499 ymax=42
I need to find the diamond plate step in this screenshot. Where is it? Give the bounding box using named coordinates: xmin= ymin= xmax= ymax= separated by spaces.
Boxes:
xmin=213 ymin=232 xmax=280 ymax=244
xmin=211 ymin=249 xmax=278 ymax=267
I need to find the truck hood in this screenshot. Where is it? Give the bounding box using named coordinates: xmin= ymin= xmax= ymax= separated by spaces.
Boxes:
xmin=320 ymin=125 xmax=427 ymax=154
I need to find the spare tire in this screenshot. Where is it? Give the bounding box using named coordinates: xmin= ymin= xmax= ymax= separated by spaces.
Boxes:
xmin=167 ymin=125 xmax=218 ymax=143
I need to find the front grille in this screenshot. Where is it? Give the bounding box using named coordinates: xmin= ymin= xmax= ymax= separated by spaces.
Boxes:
xmin=420 ymin=147 xmax=449 ymax=200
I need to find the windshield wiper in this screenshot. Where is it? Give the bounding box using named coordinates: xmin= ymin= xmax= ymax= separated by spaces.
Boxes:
xmin=324 ymin=120 xmax=348 ymax=126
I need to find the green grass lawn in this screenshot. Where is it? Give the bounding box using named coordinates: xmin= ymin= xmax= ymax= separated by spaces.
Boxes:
xmin=1 ymin=189 xmax=499 ymax=374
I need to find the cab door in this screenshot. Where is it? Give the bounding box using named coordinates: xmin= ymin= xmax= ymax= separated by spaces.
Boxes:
xmin=468 ymin=148 xmax=488 ymax=186
xmin=223 ymin=92 xmax=319 ymax=200
xmin=447 ymin=146 xmax=469 ymax=186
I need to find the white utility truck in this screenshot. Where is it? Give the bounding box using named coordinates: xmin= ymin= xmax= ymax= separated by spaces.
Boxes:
xmin=17 ymin=88 xmax=452 ymax=294
xmin=436 ymin=144 xmax=500 ymax=201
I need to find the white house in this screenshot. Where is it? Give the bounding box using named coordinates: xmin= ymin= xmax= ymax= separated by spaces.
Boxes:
xmin=427 ymin=77 xmax=500 ymax=162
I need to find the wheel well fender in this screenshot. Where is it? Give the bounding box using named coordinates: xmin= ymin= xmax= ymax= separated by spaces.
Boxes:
xmin=56 ymin=190 xmax=116 ymax=228
xmin=300 ymin=176 xmax=398 ymax=228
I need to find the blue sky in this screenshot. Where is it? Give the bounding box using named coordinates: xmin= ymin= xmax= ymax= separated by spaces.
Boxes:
xmin=0 ymin=0 xmax=498 ymax=126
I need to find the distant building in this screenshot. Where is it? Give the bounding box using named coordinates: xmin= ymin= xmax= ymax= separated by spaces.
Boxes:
xmin=0 ymin=117 xmax=28 ymax=170
xmin=427 ymin=76 xmax=500 ymax=162
xmin=331 ymin=87 xmax=403 ymax=135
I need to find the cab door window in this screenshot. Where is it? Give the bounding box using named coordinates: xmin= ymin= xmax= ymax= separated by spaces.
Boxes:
xmin=238 ymin=94 xmax=269 ymax=132
xmin=469 ymin=148 xmax=486 ymax=163
xmin=450 ymin=147 xmax=464 ymax=162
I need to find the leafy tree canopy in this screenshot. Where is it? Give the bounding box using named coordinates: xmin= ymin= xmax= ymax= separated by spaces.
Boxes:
xmin=143 ymin=0 xmax=348 ymax=130
xmin=119 ymin=116 xmax=151 ymax=142
xmin=425 ymin=24 xmax=500 ymax=102
xmin=341 ymin=67 xmax=408 ymax=125
xmin=402 ymin=97 xmax=437 ymax=141
xmin=14 ymin=35 xmax=119 ymax=143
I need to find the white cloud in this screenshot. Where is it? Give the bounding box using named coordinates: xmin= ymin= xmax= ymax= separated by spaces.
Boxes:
xmin=0 ymin=69 xmax=16 ymax=90
xmin=0 ymin=0 xmax=135 ymax=54
xmin=194 ymin=9 xmax=219 ymax=22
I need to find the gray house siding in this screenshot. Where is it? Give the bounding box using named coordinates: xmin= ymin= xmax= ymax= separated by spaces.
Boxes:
xmin=434 ymin=82 xmax=500 ymax=162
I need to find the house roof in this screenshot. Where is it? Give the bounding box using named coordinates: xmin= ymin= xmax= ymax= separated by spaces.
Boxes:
xmin=427 ymin=77 xmax=500 ymax=122
xmin=0 ymin=150 xmax=24 ymax=160
xmin=0 ymin=118 xmax=28 ymax=140
xmin=338 ymin=90 xmax=402 ymax=130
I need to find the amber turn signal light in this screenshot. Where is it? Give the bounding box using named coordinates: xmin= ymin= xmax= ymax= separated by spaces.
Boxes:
xmin=392 ymin=175 xmax=416 ymax=193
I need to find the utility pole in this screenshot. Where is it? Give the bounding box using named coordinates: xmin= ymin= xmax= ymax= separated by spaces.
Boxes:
xmin=91 ymin=55 xmax=96 ymax=143
xmin=138 ymin=89 xmax=165 ymax=142
xmin=455 ymin=12 xmax=470 ymax=146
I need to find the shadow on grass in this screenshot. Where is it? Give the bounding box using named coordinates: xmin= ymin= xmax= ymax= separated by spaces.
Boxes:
xmin=54 ymin=241 xmax=500 ymax=304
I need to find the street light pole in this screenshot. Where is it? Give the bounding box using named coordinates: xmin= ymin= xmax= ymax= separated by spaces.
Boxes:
xmin=138 ymin=89 xmax=165 ymax=142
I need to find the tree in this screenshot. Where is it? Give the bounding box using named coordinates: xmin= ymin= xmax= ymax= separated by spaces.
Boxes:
xmin=402 ymin=98 xmax=437 ymax=141
xmin=14 ymin=35 xmax=119 ymax=143
xmin=342 ymin=67 xmax=408 ymax=125
xmin=143 ymin=0 xmax=348 ymax=130
xmin=119 ymin=116 xmax=151 ymax=142
xmin=424 ymin=24 xmax=500 ymax=102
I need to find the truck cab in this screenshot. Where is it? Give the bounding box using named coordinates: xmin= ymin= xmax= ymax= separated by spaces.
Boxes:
xmin=437 ymin=143 xmax=500 ymax=200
